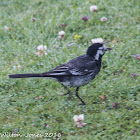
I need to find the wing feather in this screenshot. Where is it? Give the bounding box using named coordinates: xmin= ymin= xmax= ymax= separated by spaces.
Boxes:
xmin=43 ymin=64 xmax=71 ymax=76
xmin=43 ymin=55 xmax=97 ymax=76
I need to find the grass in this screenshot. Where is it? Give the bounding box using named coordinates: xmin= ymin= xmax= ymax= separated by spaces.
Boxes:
xmin=0 ymin=0 xmax=140 ymax=139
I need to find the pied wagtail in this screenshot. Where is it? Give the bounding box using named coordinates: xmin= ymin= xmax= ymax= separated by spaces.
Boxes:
xmin=9 ymin=43 xmax=111 ymax=105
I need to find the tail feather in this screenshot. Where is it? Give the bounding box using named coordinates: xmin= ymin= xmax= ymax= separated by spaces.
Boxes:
xmin=9 ymin=73 xmax=44 ymax=78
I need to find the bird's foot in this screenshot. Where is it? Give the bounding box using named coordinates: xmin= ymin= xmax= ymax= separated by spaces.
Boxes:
xmin=61 ymin=92 xmax=72 ymax=100
xmin=79 ymin=102 xmax=86 ymax=105
xmin=61 ymin=92 xmax=70 ymax=96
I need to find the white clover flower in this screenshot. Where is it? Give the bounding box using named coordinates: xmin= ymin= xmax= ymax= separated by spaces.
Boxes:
xmin=58 ymin=31 xmax=65 ymax=36
xmin=101 ymin=17 xmax=107 ymax=22
xmin=75 ymin=122 xmax=87 ymax=127
xmin=35 ymin=51 xmax=47 ymax=56
xmin=91 ymin=38 xmax=104 ymax=44
xmin=58 ymin=35 xmax=63 ymax=40
xmin=73 ymin=114 xmax=84 ymax=123
xmin=90 ymin=5 xmax=98 ymax=12
xmin=36 ymin=45 xmax=47 ymax=56
xmin=43 ymin=45 xmax=47 ymax=50
xmin=73 ymin=114 xmax=86 ymax=127
xmin=37 ymin=45 xmax=47 ymax=51
xmin=37 ymin=45 xmax=43 ymax=50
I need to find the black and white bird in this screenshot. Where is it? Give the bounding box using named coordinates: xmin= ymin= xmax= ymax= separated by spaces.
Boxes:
xmin=9 ymin=43 xmax=111 ymax=105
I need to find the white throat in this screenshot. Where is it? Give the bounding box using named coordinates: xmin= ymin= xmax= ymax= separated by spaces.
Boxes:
xmin=95 ymin=50 xmax=104 ymax=60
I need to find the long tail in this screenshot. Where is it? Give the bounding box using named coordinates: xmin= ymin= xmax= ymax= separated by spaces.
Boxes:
xmin=9 ymin=73 xmax=46 ymax=78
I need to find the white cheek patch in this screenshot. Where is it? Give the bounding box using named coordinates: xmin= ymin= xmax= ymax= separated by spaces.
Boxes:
xmin=95 ymin=50 xmax=104 ymax=60
xmin=100 ymin=47 xmax=104 ymax=49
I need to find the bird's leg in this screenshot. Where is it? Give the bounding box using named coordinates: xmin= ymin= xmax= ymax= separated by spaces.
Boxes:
xmin=61 ymin=85 xmax=71 ymax=96
xmin=75 ymin=87 xmax=86 ymax=105
xmin=61 ymin=85 xmax=72 ymax=100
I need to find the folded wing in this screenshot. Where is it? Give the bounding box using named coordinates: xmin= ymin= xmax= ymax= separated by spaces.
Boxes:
xmin=42 ymin=55 xmax=97 ymax=76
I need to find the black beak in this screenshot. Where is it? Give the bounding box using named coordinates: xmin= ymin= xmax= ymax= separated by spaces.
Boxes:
xmin=105 ymin=48 xmax=112 ymax=51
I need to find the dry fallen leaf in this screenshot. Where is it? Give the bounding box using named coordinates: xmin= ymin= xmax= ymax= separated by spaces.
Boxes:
xmin=100 ymin=95 xmax=107 ymax=101
xmin=35 ymin=96 xmax=43 ymax=99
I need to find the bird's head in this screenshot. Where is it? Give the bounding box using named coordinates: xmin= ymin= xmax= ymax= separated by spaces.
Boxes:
xmin=87 ymin=43 xmax=111 ymax=60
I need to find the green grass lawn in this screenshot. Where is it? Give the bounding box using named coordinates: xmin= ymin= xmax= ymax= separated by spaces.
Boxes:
xmin=0 ymin=0 xmax=140 ymax=139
